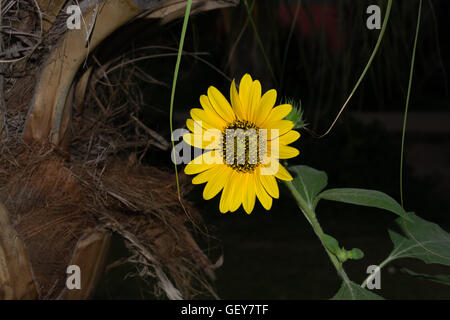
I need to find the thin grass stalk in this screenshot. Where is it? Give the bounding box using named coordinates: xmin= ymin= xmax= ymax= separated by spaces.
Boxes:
xmin=169 ymin=0 xmax=192 ymax=200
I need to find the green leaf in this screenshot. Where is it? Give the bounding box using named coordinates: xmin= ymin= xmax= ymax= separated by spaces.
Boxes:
xmin=316 ymin=188 xmax=408 ymax=219
xmin=400 ymin=268 xmax=450 ymax=286
xmin=332 ymin=281 xmax=384 ymax=300
xmin=388 ymin=212 xmax=450 ymax=266
xmin=289 ymin=165 xmax=327 ymax=208
xmin=322 ymin=234 xmax=340 ymax=255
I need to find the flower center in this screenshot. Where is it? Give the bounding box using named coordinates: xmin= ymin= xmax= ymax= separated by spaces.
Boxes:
xmin=222 ymin=120 xmax=265 ymax=173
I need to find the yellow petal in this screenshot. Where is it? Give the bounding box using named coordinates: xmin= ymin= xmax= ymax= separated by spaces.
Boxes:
xmin=243 ymin=173 xmax=256 ymax=214
xmin=183 ymin=132 xmax=221 ymax=150
xmin=199 ymin=94 xmax=229 ymax=128
xmin=220 ymin=171 xmax=238 ymax=213
xmin=247 ymin=80 xmax=262 ymax=122
xmin=191 ymin=108 xmax=226 ymax=130
xmin=259 ymin=171 xmax=279 ymax=199
xmin=186 ymin=119 xmax=204 ymax=134
xmin=182 ymin=132 xmax=200 ymax=148
xmin=184 ymin=151 xmax=219 ymax=175
xmin=203 ymin=166 xmax=232 ymax=200
xmin=255 ymin=89 xmax=277 ymax=126
xmin=192 ymin=165 xmax=221 ymax=184
xmin=274 ymin=162 xmax=293 ymax=181
xmin=278 ymin=145 xmax=300 ymax=159
xmin=230 ymin=79 xmax=245 ymax=120
xmin=229 ymin=172 xmax=245 ymax=212
xmin=238 ymin=74 xmax=253 ymax=115
xmin=266 ymin=120 xmax=295 ymax=140
xmin=261 ymin=104 xmax=292 ymax=128
xmin=186 ymin=119 xmax=225 ymax=151
xmin=254 ymin=172 xmax=272 ymax=210
xmin=278 ymin=130 xmax=300 ymax=145
xmin=207 ymin=86 xmax=235 ymax=123
xmin=199 ymin=94 xmax=219 ymax=116
xmin=219 ymin=186 xmax=230 ymax=213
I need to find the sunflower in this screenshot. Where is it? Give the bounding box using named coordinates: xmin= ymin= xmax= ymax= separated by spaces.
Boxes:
xmin=183 ymin=74 xmax=300 ymax=214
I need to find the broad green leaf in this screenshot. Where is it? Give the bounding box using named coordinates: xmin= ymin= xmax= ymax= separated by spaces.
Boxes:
xmin=388 ymin=212 xmax=450 ymax=266
xmin=400 ymin=268 xmax=450 ymax=286
xmin=289 ymin=165 xmax=327 ymax=208
xmin=332 ymin=281 xmax=384 ymax=300
xmin=316 ymin=188 xmax=407 ymax=219
xmin=322 ymin=234 xmax=339 ymax=255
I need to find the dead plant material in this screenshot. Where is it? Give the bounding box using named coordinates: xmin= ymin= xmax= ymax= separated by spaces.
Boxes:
xmin=0 ymin=53 xmax=215 ymax=298
xmin=0 ymin=201 xmax=38 ymax=299
xmin=0 ymin=0 xmax=229 ymax=301
xmin=58 ymin=229 xmax=112 ymax=300
xmin=0 ymin=142 xmax=215 ymax=299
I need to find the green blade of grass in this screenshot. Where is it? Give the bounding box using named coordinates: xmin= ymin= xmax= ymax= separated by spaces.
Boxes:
xmin=362 ymin=0 xmax=450 ymax=288
xmin=169 ymin=0 xmax=192 ymax=199
xmin=318 ymin=0 xmax=392 ymax=138
xmin=398 ymin=0 xmax=449 ymax=261
xmin=399 ymin=0 xmax=422 ymax=215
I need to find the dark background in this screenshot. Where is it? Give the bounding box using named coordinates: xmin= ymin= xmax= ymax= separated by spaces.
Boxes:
xmin=94 ymin=0 xmax=450 ymax=299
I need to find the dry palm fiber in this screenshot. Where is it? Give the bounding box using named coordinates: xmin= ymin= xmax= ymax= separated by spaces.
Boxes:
xmin=1 ymin=0 xmax=219 ymax=300
xmin=0 ymin=143 xmax=216 ymax=299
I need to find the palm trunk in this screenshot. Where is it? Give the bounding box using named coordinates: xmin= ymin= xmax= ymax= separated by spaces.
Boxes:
xmin=1 ymin=0 xmax=238 ymax=300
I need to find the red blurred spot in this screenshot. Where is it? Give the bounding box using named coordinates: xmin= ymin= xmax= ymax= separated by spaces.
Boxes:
xmin=278 ymin=4 xmax=343 ymax=52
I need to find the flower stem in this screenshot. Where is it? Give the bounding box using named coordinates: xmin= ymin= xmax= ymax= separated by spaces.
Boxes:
xmin=284 ymin=180 xmax=349 ymax=281
xmin=361 ymin=257 xmax=391 ymax=288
